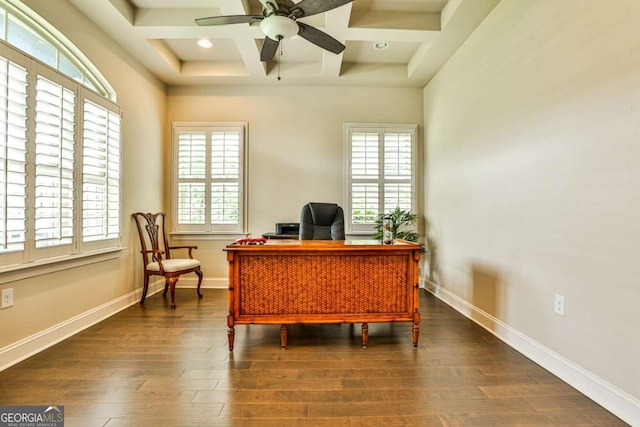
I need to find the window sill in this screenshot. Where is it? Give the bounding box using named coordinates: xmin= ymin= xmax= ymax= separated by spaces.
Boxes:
xmin=0 ymin=247 xmax=126 ymax=285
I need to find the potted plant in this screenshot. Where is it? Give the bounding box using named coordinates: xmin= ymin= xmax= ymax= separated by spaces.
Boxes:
xmin=373 ymin=207 xmax=418 ymax=242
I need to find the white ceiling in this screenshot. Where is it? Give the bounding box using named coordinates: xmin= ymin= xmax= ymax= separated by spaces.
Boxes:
xmin=67 ymin=0 xmax=500 ymax=87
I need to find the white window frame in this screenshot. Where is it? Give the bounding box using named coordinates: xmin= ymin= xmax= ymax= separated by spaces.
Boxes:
xmin=171 ymin=122 xmax=247 ymax=237
xmin=343 ymin=123 xmax=418 ymax=235
xmin=0 ymin=0 xmax=116 ymax=100
xmin=0 ymin=41 xmax=122 ymax=272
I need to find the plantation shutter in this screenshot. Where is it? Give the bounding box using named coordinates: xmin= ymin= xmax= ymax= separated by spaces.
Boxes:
xmin=1 ymin=23 xmax=122 ymax=267
xmin=211 ymin=130 xmax=240 ymax=225
xmin=0 ymin=56 xmax=28 ymax=253
xmin=346 ymin=124 xmax=416 ymax=234
xmin=34 ymin=75 xmax=75 ymax=248
xmin=350 ymin=131 xmax=380 ymax=225
xmin=177 ymin=131 xmax=206 ymax=225
xmin=173 ymin=124 xmax=245 ymax=233
xmin=383 ymin=132 xmax=413 ymax=213
xmin=82 ymin=99 xmax=121 ymax=242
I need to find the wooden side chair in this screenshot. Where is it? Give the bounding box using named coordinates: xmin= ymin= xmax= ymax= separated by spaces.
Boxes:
xmin=132 ymin=212 xmax=203 ymax=308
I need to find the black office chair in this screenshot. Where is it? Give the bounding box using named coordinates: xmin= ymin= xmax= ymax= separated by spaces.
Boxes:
xmin=299 ymin=202 xmax=345 ymax=240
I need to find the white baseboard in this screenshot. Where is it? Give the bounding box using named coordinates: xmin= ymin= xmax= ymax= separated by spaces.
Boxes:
xmin=428 ymin=282 xmax=640 ymax=426
xmin=0 ymin=278 xmax=161 ymax=371
xmin=175 ymin=276 xmax=228 ymax=289
xmin=0 ymin=277 xmax=229 ymax=372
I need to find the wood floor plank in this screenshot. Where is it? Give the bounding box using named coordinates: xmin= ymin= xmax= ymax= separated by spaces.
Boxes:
xmin=0 ymin=289 xmax=627 ymax=426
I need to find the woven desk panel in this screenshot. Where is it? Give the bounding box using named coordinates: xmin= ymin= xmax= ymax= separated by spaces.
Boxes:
xmin=238 ymin=254 xmax=409 ymax=315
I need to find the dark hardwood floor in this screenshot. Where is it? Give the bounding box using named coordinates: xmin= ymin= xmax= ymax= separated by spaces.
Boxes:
xmin=0 ymin=289 xmax=627 ymax=426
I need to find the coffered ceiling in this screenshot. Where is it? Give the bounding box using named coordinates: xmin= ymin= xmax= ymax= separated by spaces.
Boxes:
xmin=67 ymin=0 xmax=500 ymax=87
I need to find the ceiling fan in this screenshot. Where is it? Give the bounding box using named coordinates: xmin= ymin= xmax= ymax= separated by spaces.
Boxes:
xmin=195 ymin=0 xmax=353 ymax=62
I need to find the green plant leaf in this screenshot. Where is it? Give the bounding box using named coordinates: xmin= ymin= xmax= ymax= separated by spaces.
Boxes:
xmin=372 ymin=207 xmax=418 ymax=242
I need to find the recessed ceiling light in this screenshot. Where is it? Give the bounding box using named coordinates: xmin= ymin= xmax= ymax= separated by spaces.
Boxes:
xmin=198 ymin=38 xmax=213 ymax=48
xmin=373 ymin=41 xmax=388 ymax=50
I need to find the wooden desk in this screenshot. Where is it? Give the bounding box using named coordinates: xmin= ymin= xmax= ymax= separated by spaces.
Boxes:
xmin=224 ymin=239 xmax=422 ymax=350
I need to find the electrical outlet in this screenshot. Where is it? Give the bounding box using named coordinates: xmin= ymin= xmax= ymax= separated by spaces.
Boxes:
xmin=1 ymin=288 xmax=14 ymax=308
xmin=554 ymin=294 xmax=565 ymax=316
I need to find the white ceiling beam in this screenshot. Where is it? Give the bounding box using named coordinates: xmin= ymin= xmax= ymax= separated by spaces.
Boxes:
xmin=408 ymin=0 xmax=500 ymax=85
xmin=345 ymin=28 xmax=440 ymax=43
xmin=234 ymin=36 xmax=269 ymax=78
xmin=321 ymin=2 xmax=353 ymax=77
xmin=107 ymin=0 xmax=135 ymax=24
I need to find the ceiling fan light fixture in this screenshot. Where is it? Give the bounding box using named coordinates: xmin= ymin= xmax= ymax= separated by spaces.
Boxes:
xmin=260 ymin=15 xmax=299 ymax=41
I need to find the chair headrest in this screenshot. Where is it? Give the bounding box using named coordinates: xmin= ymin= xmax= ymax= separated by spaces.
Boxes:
xmin=308 ymin=203 xmax=340 ymax=226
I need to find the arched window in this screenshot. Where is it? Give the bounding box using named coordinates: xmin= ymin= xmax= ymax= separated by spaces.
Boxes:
xmin=0 ymin=0 xmax=115 ymax=100
xmin=0 ymin=0 xmax=122 ymax=272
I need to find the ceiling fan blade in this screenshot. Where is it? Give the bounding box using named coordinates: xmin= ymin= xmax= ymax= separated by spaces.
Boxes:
xmin=260 ymin=36 xmax=280 ymax=62
xmin=292 ymin=0 xmax=353 ymax=17
xmin=195 ymin=15 xmax=263 ymax=26
xmin=297 ymin=22 xmax=345 ymax=54
xmin=277 ymin=0 xmax=296 ymax=7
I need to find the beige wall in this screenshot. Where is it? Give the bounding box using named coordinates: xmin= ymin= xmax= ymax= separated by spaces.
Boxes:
xmin=424 ymin=0 xmax=640 ymax=407
xmin=0 ymin=1 xmax=166 ymax=349
xmin=166 ymin=85 xmax=424 ymax=280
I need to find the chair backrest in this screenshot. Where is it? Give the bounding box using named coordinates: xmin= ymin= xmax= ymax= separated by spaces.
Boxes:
xmin=132 ymin=212 xmax=172 ymax=266
xmin=298 ymin=202 xmax=346 ymax=240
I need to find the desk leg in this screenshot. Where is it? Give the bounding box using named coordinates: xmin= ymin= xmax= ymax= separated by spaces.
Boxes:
xmin=362 ymin=323 xmax=369 ymax=348
xmin=280 ymin=324 xmax=288 ymax=349
xmin=227 ymin=315 xmax=235 ymax=352
xmin=412 ymin=310 xmax=421 ymax=348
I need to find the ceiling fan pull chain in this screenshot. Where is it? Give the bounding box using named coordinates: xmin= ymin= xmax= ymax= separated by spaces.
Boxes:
xmin=277 ymin=37 xmax=283 ymax=81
